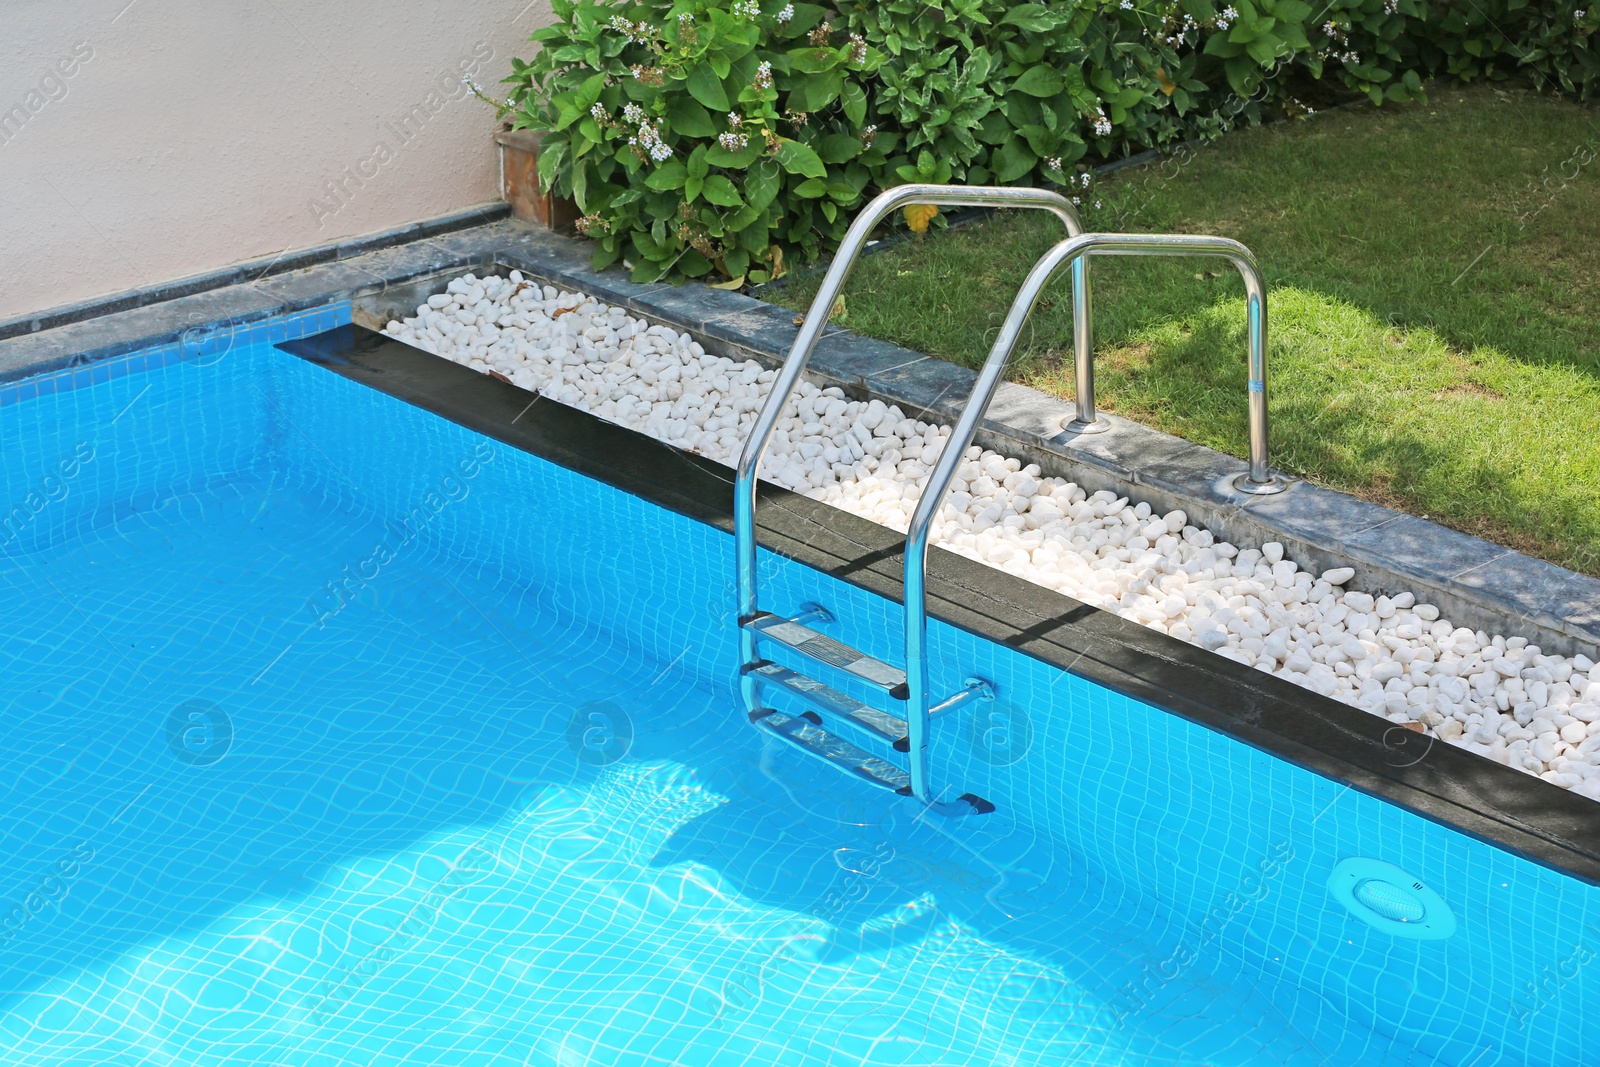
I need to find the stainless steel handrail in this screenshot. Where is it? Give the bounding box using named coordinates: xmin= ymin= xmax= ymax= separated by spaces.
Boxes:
xmin=1062 ymin=236 xmax=1286 ymax=489
xmin=1050 ymin=232 xmax=1284 ymax=492
xmin=734 ymin=184 xmax=1088 ymax=731
xmin=901 ymin=231 xmax=1287 ymax=807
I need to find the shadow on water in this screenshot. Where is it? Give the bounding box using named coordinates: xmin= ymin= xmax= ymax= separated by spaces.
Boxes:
xmin=645 ymin=742 xmax=1139 ymax=984
xmin=648 ymin=784 xmax=952 ymax=961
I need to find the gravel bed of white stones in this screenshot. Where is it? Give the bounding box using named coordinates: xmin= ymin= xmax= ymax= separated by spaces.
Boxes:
xmin=384 ymin=271 xmax=1600 ymax=802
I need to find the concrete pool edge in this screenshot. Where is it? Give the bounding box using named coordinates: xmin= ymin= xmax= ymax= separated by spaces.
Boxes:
xmin=279 ymin=322 xmax=1600 ymax=889
xmin=0 ymin=202 xmax=511 ymax=345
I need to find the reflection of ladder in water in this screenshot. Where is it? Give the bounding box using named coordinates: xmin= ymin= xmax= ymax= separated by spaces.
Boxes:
xmin=733 ymin=184 xmax=1287 ymax=818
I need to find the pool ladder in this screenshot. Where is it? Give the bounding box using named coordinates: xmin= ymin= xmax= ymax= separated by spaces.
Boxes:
xmin=733 ymin=184 xmax=1287 ymax=817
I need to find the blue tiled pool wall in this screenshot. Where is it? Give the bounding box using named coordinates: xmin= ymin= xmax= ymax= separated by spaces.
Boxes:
xmin=0 ymin=307 xmax=348 ymax=561
xmin=259 ymin=338 xmax=1600 ymax=1066
xmin=7 ymin=315 xmax=1598 ymax=1066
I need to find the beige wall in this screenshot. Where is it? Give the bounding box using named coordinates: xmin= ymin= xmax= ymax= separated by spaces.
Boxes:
xmin=1 ymin=0 xmax=553 ymax=320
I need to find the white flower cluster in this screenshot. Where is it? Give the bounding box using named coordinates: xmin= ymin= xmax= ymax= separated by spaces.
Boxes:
xmin=1216 ymin=5 xmax=1238 ymax=29
xmin=719 ymin=131 xmax=750 ymax=150
xmin=848 ymin=34 xmax=869 ymax=63
xmin=777 ymin=3 xmax=796 ymax=23
xmin=460 ymin=72 xmax=512 ymax=111
xmin=732 ymin=0 xmax=761 ymax=18
xmin=1319 ymin=20 xmax=1359 ymax=63
xmin=627 ymin=115 xmax=672 ymax=162
xmin=1577 ymin=8 xmax=1588 ymax=21
xmin=623 ymin=103 xmax=644 ymax=125
xmin=590 ymin=102 xmax=607 ymax=121
xmin=608 ymin=14 xmax=652 ymax=43
xmin=754 ymin=60 xmax=774 ymax=90
xmin=1384 ymin=0 xmax=1401 ymax=13
xmin=1160 ymin=13 xmax=1199 ymax=47
xmin=1092 ymin=108 xmax=1113 ymax=137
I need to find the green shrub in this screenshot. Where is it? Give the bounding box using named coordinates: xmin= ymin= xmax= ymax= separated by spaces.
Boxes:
xmin=829 ymin=0 xmax=1433 ymax=184
xmin=1420 ymin=0 xmax=1599 ymax=98
xmin=505 ymin=0 xmax=1596 ymax=285
xmin=505 ymin=0 xmax=894 ymax=284
xmin=834 ymin=0 xmax=1175 ymax=184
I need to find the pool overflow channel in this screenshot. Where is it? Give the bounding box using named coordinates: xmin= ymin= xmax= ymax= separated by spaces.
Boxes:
xmin=735 ymin=184 xmax=1286 ymax=815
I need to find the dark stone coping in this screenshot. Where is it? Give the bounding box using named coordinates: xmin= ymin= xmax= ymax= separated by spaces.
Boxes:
xmin=279 ymin=323 xmax=1600 ymax=887
xmin=0 ymin=202 xmax=510 ymax=344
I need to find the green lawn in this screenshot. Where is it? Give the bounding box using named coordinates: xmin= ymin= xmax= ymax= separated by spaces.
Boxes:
xmin=767 ymin=84 xmax=1600 ymax=578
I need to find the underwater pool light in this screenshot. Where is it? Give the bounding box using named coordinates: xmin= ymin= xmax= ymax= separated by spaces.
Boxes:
xmin=1328 ymin=858 xmax=1456 ymax=940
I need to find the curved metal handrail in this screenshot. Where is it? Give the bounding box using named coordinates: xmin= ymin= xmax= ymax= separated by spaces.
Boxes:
xmin=901 ymin=231 xmax=1288 ymax=805
xmin=734 ymin=184 xmax=1088 ymax=723
xmin=1056 ymin=232 xmax=1281 ymax=490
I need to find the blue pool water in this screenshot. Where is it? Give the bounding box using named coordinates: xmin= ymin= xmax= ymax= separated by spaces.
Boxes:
xmin=0 ymin=307 xmax=1596 ymax=1066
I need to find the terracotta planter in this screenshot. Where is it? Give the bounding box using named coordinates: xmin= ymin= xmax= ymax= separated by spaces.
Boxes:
xmin=495 ymin=128 xmax=581 ymax=233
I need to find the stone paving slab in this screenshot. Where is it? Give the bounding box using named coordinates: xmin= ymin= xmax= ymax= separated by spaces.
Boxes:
xmin=3 ymin=215 xmax=1595 ymax=659
xmin=251 ymin=261 xmax=393 ymax=315
xmin=0 ymin=284 xmax=289 ymax=381
xmin=0 ymin=202 xmax=509 ymax=344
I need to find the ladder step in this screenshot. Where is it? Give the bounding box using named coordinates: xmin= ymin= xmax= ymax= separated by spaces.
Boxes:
xmin=743 ymin=661 xmax=910 ymax=749
xmin=750 ymin=709 xmax=912 ymax=794
xmin=741 ymin=612 xmax=909 ymax=700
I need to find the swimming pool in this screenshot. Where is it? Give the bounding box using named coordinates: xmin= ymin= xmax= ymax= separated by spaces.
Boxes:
xmin=0 ymin=304 xmax=1594 ymax=1066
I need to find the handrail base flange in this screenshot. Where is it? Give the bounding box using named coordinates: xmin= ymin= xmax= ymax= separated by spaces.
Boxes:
xmin=1061 ymin=415 xmax=1112 ymax=435
xmin=1232 ymin=472 xmax=1290 ymax=496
